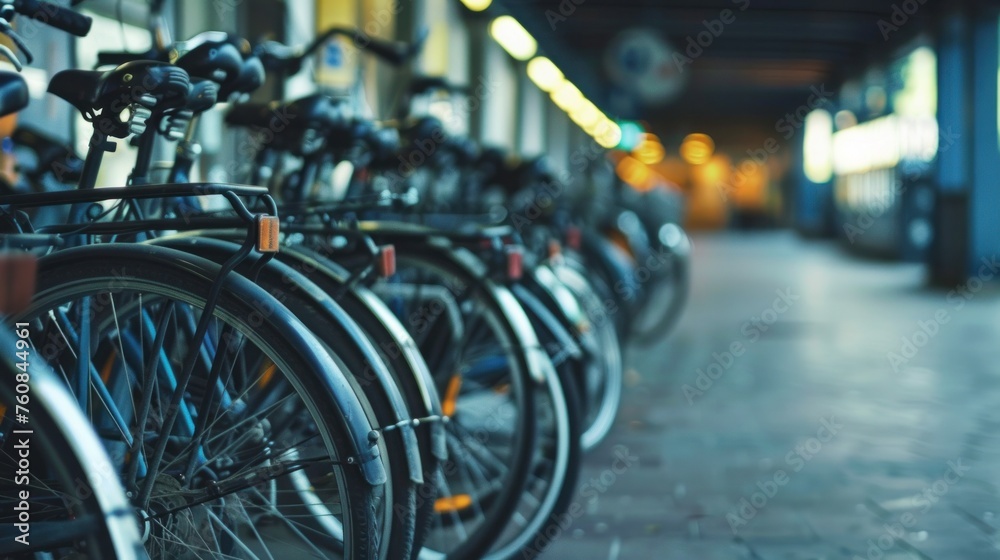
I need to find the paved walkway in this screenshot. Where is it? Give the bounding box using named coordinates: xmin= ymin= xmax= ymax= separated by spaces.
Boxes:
xmin=542 ymin=232 xmax=1000 ymax=559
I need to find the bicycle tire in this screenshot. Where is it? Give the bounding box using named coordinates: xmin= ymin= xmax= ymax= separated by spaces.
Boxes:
xmin=13 ymin=244 xmax=383 ymax=560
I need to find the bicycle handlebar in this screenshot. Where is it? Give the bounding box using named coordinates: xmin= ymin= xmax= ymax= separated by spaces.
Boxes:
xmin=11 ymin=0 xmax=92 ymax=37
xmin=256 ymin=26 xmax=426 ymax=74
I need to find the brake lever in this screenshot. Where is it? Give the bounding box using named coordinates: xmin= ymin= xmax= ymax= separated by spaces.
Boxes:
xmin=0 ymin=43 xmax=22 ymax=71
xmin=0 ymin=19 xmax=32 ymax=65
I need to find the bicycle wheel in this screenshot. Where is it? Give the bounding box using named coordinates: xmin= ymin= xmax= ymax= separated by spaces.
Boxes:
xmin=550 ymin=259 xmax=624 ymax=450
xmin=626 ymin=224 xmax=691 ymax=344
xmin=365 ymin=242 xmax=539 ymax=559
xmin=10 ymin=244 xmax=383 ymax=560
xmin=267 ymin=242 xmax=447 ymax=559
xmin=482 ymin=282 xmax=583 ymax=560
xmin=154 ymin=234 xmax=418 ymax=560
xmin=0 ymin=329 xmax=145 ymax=559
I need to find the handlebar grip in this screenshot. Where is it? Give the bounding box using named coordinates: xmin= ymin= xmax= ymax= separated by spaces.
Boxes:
xmin=358 ymin=38 xmax=409 ymax=66
xmin=13 ymin=0 xmax=92 ymax=37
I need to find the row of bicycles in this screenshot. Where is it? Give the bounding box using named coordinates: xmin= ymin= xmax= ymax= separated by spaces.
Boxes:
xmin=0 ymin=1 xmax=689 ymax=558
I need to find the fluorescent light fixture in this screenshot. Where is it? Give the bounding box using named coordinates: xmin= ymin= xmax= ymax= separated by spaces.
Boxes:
xmin=583 ymin=114 xmax=608 ymax=135
xmin=551 ymin=81 xmax=583 ymax=111
xmin=832 ymin=114 xmax=937 ymax=175
xmin=489 ymin=16 xmax=537 ymax=61
xmin=460 ymin=0 xmax=492 ymax=11
xmin=527 ymin=57 xmax=564 ymax=92
xmin=595 ymin=121 xmax=622 ymax=148
xmin=570 ymin=99 xmax=600 ymax=129
xmin=803 ymin=109 xmax=834 ymax=183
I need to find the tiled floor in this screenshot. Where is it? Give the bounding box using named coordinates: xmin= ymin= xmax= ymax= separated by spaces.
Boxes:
xmin=543 ymin=232 xmax=1000 ymax=559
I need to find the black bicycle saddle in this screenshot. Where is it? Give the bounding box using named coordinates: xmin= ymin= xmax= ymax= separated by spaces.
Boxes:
xmin=226 ymin=94 xmax=339 ymax=155
xmin=0 ymin=72 xmax=28 ymax=118
xmin=223 ymin=56 xmax=265 ymax=99
xmin=48 ymin=61 xmax=190 ymax=138
xmin=174 ymin=33 xmax=244 ymax=88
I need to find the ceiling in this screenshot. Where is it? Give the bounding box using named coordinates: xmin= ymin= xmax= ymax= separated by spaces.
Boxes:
xmin=502 ymin=0 xmax=942 ymax=135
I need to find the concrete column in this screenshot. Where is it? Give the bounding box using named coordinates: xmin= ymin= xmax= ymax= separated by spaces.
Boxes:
xmin=518 ymin=74 xmax=545 ymax=157
xmin=478 ymin=40 xmax=517 ymax=151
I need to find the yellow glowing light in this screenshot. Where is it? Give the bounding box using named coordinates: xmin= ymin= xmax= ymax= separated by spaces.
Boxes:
xmin=551 ymin=81 xmax=584 ymax=111
xmin=570 ymin=99 xmax=601 ymax=129
xmin=527 ymin=57 xmax=564 ymax=92
xmin=460 ymin=0 xmax=492 ymax=11
xmin=595 ymin=121 xmax=622 ymax=149
xmin=616 ymin=156 xmax=652 ymax=189
xmin=634 ymin=134 xmax=665 ymax=165
xmin=583 ymin=111 xmax=609 ymax=135
xmin=489 ymin=16 xmax=537 ymax=61
xmin=680 ymin=133 xmax=715 ymax=165
xmin=803 ymin=109 xmax=834 ymax=183
xmin=832 ymin=114 xmax=937 ymax=175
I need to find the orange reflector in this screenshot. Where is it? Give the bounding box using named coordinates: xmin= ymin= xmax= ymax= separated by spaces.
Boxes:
xmin=0 ymin=252 xmax=37 ymax=316
xmin=256 ymin=216 xmax=280 ymax=253
xmin=100 ymin=350 xmax=117 ymax=383
xmin=435 ymin=494 xmax=473 ymax=513
xmin=566 ymin=226 xmax=581 ymax=251
xmin=0 ymin=405 xmax=6 ymax=420
xmin=442 ymin=375 xmax=462 ymax=417
xmin=378 ymin=245 xmax=396 ymax=278
xmin=506 ymin=247 xmax=523 ymax=280
xmin=258 ymin=361 xmax=277 ymax=388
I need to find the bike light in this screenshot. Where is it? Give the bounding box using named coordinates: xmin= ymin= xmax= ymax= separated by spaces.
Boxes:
xmin=256 ymin=215 xmax=280 ymax=253
xmin=378 ymin=245 xmax=397 ymax=277
xmin=506 ymin=247 xmax=524 ymax=280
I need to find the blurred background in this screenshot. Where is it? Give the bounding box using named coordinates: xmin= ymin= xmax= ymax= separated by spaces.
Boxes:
xmin=19 ymin=0 xmax=1000 ymax=557
xmin=16 ymin=0 xmax=964 ymax=276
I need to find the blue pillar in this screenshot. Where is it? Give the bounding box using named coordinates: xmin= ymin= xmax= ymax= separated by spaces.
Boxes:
xmin=935 ymin=11 xmax=971 ymax=193
xmin=793 ymin=129 xmax=833 ymax=237
xmin=929 ymin=7 xmax=980 ymax=285
xmin=968 ymin=7 xmax=1000 ymax=277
